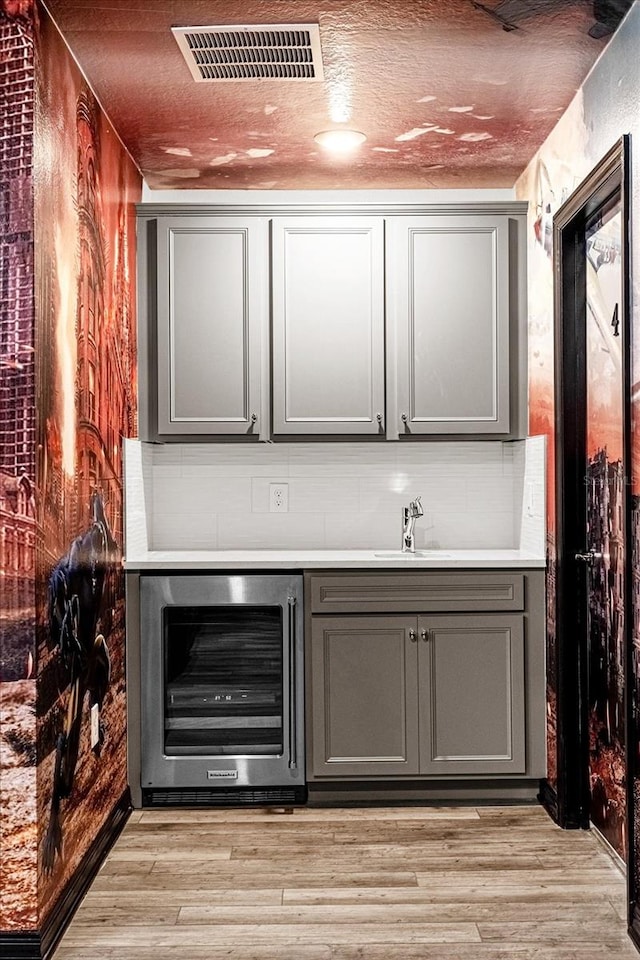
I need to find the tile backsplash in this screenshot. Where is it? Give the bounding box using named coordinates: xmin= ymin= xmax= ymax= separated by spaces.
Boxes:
xmin=125 ymin=438 xmax=545 ymax=553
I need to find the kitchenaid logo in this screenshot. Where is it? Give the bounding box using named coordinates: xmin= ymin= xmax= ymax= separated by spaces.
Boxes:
xmin=207 ymin=770 xmax=239 ymax=780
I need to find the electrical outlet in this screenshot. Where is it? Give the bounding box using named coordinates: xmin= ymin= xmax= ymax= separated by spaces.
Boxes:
xmin=526 ymin=482 xmax=535 ymax=517
xmin=90 ymin=703 xmax=100 ymax=750
xmin=269 ymin=483 xmax=289 ymax=513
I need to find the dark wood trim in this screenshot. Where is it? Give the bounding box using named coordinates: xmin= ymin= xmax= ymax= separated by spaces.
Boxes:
xmin=0 ymin=790 xmax=131 ymax=960
xmin=619 ymin=134 xmax=636 ymax=928
xmin=552 ymin=136 xmax=629 ymax=834
xmin=553 ymin=136 xmax=635 ymax=916
xmin=538 ymin=778 xmax=560 ymax=825
xmin=629 ymin=902 xmax=640 ymax=953
xmin=0 ymin=933 xmax=41 ymax=960
xmin=40 ymin=789 xmax=131 ymax=959
xmin=553 ymin=167 xmax=590 ymax=832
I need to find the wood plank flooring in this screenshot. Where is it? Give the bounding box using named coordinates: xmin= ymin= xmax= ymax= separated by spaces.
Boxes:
xmin=53 ymin=804 xmax=638 ymax=960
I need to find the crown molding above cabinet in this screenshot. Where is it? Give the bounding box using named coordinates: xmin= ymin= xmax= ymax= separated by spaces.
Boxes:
xmin=136 ymin=202 xmax=528 ymax=443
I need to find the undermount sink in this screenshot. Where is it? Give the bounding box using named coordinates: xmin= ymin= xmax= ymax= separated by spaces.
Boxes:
xmin=374 ymin=550 xmax=452 ymax=559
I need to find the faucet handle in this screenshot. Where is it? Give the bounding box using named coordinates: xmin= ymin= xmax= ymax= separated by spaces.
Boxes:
xmin=411 ymin=496 xmax=423 ymax=517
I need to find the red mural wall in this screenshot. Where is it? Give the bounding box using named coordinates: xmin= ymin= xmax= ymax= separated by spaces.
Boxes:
xmin=0 ymin=0 xmax=141 ymax=934
xmin=517 ymin=87 xmax=631 ymax=862
xmin=0 ymin=0 xmax=37 ymax=932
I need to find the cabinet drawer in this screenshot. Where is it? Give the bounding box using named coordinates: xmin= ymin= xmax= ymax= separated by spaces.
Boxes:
xmin=309 ymin=572 xmax=524 ymax=613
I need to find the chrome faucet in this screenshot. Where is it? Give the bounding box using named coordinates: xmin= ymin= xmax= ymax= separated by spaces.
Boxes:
xmin=402 ymin=496 xmax=423 ymax=553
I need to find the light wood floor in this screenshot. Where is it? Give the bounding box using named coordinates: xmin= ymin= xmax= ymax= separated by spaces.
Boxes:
xmin=53 ymin=803 xmax=638 ymax=959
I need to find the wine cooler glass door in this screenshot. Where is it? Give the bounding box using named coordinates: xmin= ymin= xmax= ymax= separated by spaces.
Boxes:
xmin=164 ymin=605 xmax=283 ymax=757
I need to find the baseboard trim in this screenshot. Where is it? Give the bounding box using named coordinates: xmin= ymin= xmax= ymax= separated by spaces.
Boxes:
xmin=538 ymin=778 xmax=560 ymax=824
xmin=40 ymin=789 xmax=131 ymax=959
xmin=0 ymin=932 xmax=41 ymax=960
xmin=308 ymin=779 xmax=542 ymax=805
xmin=629 ymin=903 xmax=640 ymax=953
xmin=0 ymin=789 xmax=131 ymax=960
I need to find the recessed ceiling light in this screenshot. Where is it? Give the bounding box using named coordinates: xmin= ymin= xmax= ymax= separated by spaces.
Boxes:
xmin=314 ymin=129 xmax=367 ymax=153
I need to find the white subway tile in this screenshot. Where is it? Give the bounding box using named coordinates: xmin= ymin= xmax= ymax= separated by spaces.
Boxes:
xmin=289 ymin=478 xmax=360 ymax=514
xmin=324 ymin=512 xmax=407 ymax=549
xmin=359 ymin=477 xmax=467 ymax=513
xmin=217 ymin=514 xmax=326 ymax=550
xmin=427 ymin=511 xmax=515 ymax=550
xmin=153 ymin=464 xmax=182 ymax=479
xmin=289 ymin=442 xmax=396 ymax=476
xmin=153 ymin=476 xmax=252 ymax=515
xmin=467 ymin=478 xmax=517 ymax=513
xmin=151 ymin=513 xmax=218 ymax=550
xmin=397 ymin=441 xmax=504 ymax=476
xmin=151 ymin=444 xmax=182 ymax=465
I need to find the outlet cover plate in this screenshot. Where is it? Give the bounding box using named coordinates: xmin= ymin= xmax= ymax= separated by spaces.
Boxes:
xmin=269 ymin=483 xmax=289 ymax=513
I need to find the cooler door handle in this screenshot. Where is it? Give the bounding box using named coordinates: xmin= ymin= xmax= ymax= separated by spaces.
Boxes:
xmin=287 ymin=596 xmax=297 ymax=770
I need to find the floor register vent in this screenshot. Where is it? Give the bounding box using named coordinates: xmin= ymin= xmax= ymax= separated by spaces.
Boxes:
xmin=172 ymin=24 xmax=324 ymax=81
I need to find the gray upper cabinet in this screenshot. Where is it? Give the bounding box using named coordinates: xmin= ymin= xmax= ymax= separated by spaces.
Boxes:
xmin=271 ymin=217 xmax=386 ymax=435
xmin=387 ymin=215 xmax=511 ymax=436
xmin=153 ymin=216 xmax=269 ymax=438
xmin=138 ymin=203 xmax=526 ymax=441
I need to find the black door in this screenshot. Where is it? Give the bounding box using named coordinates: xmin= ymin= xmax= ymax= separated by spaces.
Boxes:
xmin=553 ymin=140 xmax=631 ymax=872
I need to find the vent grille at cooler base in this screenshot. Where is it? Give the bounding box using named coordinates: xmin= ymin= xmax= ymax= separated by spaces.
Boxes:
xmin=143 ymin=786 xmax=308 ymax=807
xmin=172 ymin=24 xmax=324 ymax=81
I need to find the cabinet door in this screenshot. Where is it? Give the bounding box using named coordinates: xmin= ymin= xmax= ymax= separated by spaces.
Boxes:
xmin=310 ymin=616 xmax=419 ymax=777
xmin=272 ymin=217 xmax=385 ymax=435
xmin=418 ymin=614 xmax=525 ymax=775
xmin=156 ymin=217 xmax=268 ymax=437
xmin=388 ymin=215 xmax=510 ymax=436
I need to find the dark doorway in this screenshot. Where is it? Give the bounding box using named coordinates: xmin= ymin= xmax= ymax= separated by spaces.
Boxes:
xmin=552 ymin=136 xmax=632 ymax=878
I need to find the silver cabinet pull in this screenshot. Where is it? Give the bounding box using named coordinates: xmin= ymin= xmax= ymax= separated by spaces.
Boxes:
xmin=408 ymin=628 xmax=417 ymax=643
xmin=376 ymin=413 xmax=383 ymax=424
xmin=401 ymin=413 xmax=408 ymax=423
xmin=575 ymin=550 xmax=603 ymax=563
xmin=421 ymin=629 xmax=429 ymax=642
xmin=250 ymin=413 xmax=258 ymax=423
xmin=287 ymin=597 xmax=297 ymax=769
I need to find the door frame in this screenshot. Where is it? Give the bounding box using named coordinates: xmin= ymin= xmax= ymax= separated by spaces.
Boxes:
xmin=551 ymin=135 xmax=633 ymax=911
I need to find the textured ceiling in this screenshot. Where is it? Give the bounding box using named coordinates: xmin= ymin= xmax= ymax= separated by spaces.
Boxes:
xmin=43 ymin=0 xmax=630 ymax=190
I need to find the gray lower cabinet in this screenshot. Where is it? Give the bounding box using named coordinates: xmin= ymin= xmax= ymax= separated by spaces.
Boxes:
xmin=310 ymin=616 xmax=420 ymax=777
xmin=306 ymin=570 xmax=545 ymax=783
xmin=310 ymin=612 xmax=525 ymax=778
xmin=418 ymin=614 xmax=525 ymax=775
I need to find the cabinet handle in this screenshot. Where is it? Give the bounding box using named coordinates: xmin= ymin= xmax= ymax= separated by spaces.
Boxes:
xmin=376 ymin=413 xmax=383 ymax=424
xmin=401 ymin=413 xmax=408 ymax=424
xmin=421 ymin=629 xmax=429 ymax=642
xmin=408 ymin=628 xmax=417 ymax=643
xmin=250 ymin=413 xmax=258 ymax=423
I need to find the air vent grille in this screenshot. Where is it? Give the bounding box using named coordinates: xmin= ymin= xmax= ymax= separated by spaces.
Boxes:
xmin=172 ymin=24 xmax=324 ymax=81
xmin=143 ymin=786 xmax=308 ymax=807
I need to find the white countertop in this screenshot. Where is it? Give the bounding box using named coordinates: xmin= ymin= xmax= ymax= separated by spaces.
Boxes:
xmin=124 ymin=548 xmax=545 ymax=570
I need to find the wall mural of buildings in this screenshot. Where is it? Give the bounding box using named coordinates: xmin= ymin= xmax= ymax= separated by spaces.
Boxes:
xmin=516 ymin=2 xmax=640 ymax=866
xmin=0 ymin=0 xmax=37 ymax=933
xmin=0 ymin=0 xmax=140 ymax=935
xmin=34 ymin=4 xmax=140 ymax=923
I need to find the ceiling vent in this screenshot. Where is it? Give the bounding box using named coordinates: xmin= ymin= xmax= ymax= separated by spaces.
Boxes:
xmin=172 ymin=24 xmax=324 ymax=81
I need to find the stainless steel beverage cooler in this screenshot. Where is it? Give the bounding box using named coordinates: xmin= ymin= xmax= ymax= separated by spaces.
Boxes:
xmin=139 ymin=573 xmax=306 ymax=806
